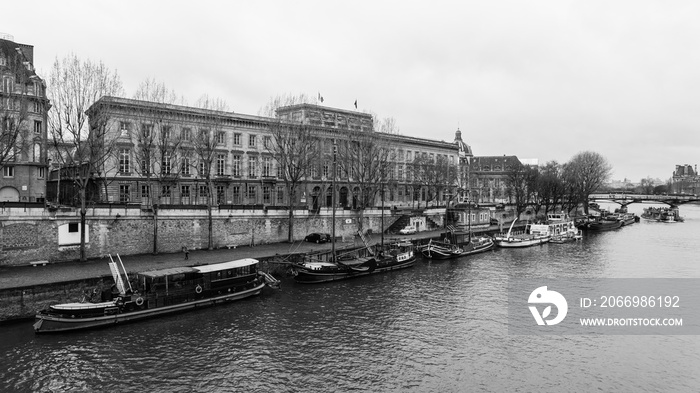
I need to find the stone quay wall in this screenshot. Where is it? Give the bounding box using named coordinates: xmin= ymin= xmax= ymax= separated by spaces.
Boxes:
xmin=0 ymin=203 xmax=406 ymax=267
xmin=0 ymin=276 xmax=112 ymax=323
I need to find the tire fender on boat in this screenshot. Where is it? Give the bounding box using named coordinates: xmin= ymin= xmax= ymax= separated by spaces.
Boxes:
xmin=135 ymin=297 xmax=144 ymax=306
xmin=195 ymin=285 xmax=203 ymax=294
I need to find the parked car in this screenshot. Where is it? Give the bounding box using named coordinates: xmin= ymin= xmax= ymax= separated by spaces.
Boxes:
xmin=304 ymin=233 xmax=331 ymax=243
xmin=399 ymin=226 xmax=417 ymax=235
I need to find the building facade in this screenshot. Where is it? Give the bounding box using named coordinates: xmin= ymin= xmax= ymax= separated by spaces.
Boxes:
xmin=76 ymin=97 xmax=461 ymax=210
xmin=0 ymin=34 xmax=50 ymax=202
xmin=467 ymin=155 xmax=523 ymax=203
xmin=671 ymin=164 xmax=699 ymax=195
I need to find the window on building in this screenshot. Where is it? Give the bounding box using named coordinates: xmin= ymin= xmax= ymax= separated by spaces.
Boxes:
xmin=142 ymin=124 xmax=153 ymax=139
xmin=248 ymin=156 xmax=256 ymax=178
xmin=248 ymin=134 xmax=256 ymax=148
xmin=247 ymin=185 xmax=256 ymax=201
xmin=263 ymin=136 xmax=271 ymax=149
xmin=263 ymin=186 xmax=271 ymax=204
xmin=216 ymin=185 xmax=225 ymax=204
xmin=262 ymin=157 xmax=272 ymax=177
xmin=232 ymin=155 xmax=241 ymax=177
xmin=277 ymin=163 xmax=284 ymax=179
xmin=120 ymin=185 xmax=130 ymax=202
xmin=3 ymin=166 xmax=14 ymax=178
xmin=232 ymin=185 xmax=241 ymax=204
xmin=199 ymin=161 xmax=207 ymax=177
xmin=34 ymin=144 xmax=41 ymax=163
xmin=217 ymin=131 xmax=225 ymax=145
xmin=120 ymin=122 xmax=130 ymax=136
xmin=162 ymin=185 xmax=171 ymax=197
xmin=323 ymin=163 xmax=329 ymax=178
xmin=162 ymin=152 xmax=171 ymax=174
xmin=181 ymin=128 xmax=191 ymax=141
xmin=310 ymin=165 xmax=318 ymax=179
xmin=141 ymin=185 xmax=150 ymax=199
xmin=398 ymin=165 xmax=404 ymax=181
xmin=38 ymin=167 xmax=45 ymax=179
xmin=199 ymin=185 xmax=208 ymax=197
xmin=34 ymin=120 xmax=42 ymax=134
xmin=277 ymin=186 xmax=284 ymax=203
xmin=217 ymin=154 xmax=226 ymax=176
xmin=119 ymin=149 xmax=130 ymax=173
xmin=181 ymin=185 xmax=190 ymax=198
xmin=2 ymin=77 xmax=14 ymax=93
xmin=33 ymin=101 xmax=41 ymax=114
xmin=407 ymin=151 xmax=412 ymax=161
xmin=399 ymin=150 xmax=404 ymax=160
xmin=181 ymin=157 xmax=190 ymax=175
xmin=233 ymin=133 xmax=241 ymax=146
xmin=162 ymin=126 xmax=171 ymax=140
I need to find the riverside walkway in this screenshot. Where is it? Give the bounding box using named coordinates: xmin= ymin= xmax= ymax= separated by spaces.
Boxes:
xmin=0 ymin=231 xmax=448 ymax=290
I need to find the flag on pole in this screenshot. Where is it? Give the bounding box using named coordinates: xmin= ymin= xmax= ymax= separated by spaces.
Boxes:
xmin=318 ymin=92 xmax=324 ymax=103
xmin=354 ymin=99 xmax=357 ymax=109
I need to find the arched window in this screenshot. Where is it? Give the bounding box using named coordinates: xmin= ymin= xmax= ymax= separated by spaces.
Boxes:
xmin=33 ymin=143 xmax=41 ymax=163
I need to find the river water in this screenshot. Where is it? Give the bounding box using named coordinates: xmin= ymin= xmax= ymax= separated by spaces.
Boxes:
xmin=1 ymin=204 xmax=699 ymax=392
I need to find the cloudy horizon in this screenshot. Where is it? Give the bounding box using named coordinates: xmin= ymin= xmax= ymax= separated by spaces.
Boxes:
xmin=4 ymin=0 xmax=698 ymax=183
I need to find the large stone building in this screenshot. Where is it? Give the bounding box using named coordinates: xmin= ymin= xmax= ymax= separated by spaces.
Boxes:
xmin=75 ymin=97 xmax=461 ymax=209
xmin=671 ymin=164 xmax=699 ymax=195
xmin=467 ymin=155 xmax=523 ymax=203
xmin=0 ymin=34 xmax=49 ymax=202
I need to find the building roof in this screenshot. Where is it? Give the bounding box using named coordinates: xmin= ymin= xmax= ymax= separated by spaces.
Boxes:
xmin=193 ymin=258 xmax=259 ymax=273
xmin=469 ymin=155 xmax=522 ymax=171
xmin=452 ymin=129 xmax=473 ymax=157
xmin=0 ymin=38 xmax=39 ymax=80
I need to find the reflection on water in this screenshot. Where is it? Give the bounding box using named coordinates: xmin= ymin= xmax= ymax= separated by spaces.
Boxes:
xmin=1 ymin=204 xmax=700 ymax=392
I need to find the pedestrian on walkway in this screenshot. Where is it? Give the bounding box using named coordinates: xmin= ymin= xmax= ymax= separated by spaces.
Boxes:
xmin=182 ymin=246 xmax=189 ymax=260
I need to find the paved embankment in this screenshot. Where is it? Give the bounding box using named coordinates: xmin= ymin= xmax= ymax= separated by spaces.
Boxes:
xmin=0 ymin=230 xmax=458 ymax=290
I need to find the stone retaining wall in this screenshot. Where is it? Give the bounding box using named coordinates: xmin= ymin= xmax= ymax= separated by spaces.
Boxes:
xmin=0 ymin=204 xmax=404 ymax=266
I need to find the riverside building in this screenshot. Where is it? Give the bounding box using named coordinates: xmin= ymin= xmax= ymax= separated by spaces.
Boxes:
xmin=75 ymin=97 xmax=462 ymax=210
xmin=0 ymin=34 xmax=50 ymax=202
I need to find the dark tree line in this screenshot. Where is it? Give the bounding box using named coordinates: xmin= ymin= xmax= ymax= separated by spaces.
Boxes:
xmin=504 ymin=151 xmax=612 ymax=219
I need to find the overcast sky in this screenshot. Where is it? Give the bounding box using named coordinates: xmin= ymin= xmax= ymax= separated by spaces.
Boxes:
xmin=4 ymin=0 xmax=699 ymax=182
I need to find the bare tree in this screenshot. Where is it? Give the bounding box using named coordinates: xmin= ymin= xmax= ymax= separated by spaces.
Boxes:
xmin=412 ymin=154 xmax=457 ymax=207
xmin=562 ymin=151 xmax=612 ymax=214
xmin=259 ymin=93 xmax=317 ymax=242
xmin=131 ymin=79 xmax=187 ymax=253
xmin=536 ymin=161 xmax=564 ymax=215
xmin=505 ymin=163 xmax=538 ymax=219
xmin=266 ymin=118 xmax=318 ymax=242
xmin=48 ymin=54 xmax=123 ymax=262
xmin=191 ymin=96 xmax=230 ymax=249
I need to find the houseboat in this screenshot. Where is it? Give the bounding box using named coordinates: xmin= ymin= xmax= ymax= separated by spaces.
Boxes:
xmin=34 ymin=256 xmax=279 ymax=333
xmin=291 ymin=239 xmax=416 ymax=284
xmin=641 ymin=206 xmax=684 ymax=223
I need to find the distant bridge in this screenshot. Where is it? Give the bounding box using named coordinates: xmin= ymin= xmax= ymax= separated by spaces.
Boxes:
xmin=589 ymin=193 xmax=700 ymax=208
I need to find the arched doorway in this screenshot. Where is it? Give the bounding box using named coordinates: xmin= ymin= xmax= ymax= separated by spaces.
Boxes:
xmin=352 ymin=186 xmax=361 ymax=209
xmin=326 ymin=186 xmax=333 ymax=207
xmin=0 ymin=186 xmax=20 ymax=202
xmin=339 ymin=187 xmax=349 ymax=208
